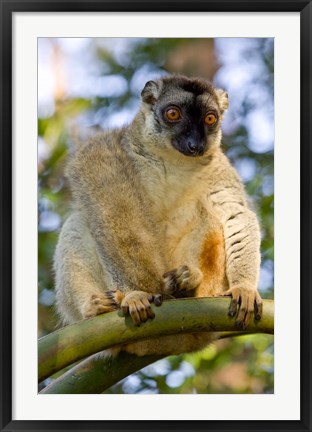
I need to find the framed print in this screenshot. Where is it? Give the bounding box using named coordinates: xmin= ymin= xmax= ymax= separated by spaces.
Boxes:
xmin=1 ymin=0 xmax=311 ymax=431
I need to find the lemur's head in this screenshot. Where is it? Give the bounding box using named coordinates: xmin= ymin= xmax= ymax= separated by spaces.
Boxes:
xmin=136 ymin=75 xmax=228 ymax=159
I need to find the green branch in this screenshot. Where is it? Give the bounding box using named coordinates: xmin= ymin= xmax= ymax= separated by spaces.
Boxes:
xmin=40 ymin=351 xmax=164 ymax=394
xmin=40 ymin=330 xmax=267 ymax=394
xmin=39 ymin=297 xmax=274 ymax=383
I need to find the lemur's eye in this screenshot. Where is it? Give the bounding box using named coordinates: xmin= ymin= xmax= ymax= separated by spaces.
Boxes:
xmin=165 ymin=107 xmax=181 ymax=121
xmin=204 ymin=112 xmax=217 ymax=126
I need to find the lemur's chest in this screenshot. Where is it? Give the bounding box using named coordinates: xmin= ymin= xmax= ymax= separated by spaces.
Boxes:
xmin=146 ymin=166 xmax=204 ymax=217
xmin=143 ymin=167 xmax=212 ymax=252
xmin=162 ymin=200 xmax=199 ymax=242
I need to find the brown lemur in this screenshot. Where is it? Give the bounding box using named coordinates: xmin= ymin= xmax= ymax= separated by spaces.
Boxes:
xmin=54 ymin=75 xmax=263 ymax=356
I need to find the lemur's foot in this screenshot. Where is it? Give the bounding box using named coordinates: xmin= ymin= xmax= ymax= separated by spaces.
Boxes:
xmin=120 ymin=290 xmax=162 ymax=326
xmin=223 ymin=287 xmax=263 ymax=329
xmin=82 ymin=291 xmax=118 ymax=319
xmin=163 ymin=265 xmax=203 ymax=298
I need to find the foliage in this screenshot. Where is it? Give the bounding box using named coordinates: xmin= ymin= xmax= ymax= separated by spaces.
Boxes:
xmin=38 ymin=37 xmax=274 ymax=394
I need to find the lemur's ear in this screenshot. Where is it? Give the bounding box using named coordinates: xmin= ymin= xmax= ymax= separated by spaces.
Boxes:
xmin=215 ymin=88 xmax=229 ymax=113
xmin=141 ymin=80 xmax=160 ymax=105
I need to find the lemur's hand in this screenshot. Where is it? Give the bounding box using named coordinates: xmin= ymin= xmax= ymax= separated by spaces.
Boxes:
xmin=163 ymin=265 xmax=203 ymax=298
xmin=120 ymin=290 xmax=162 ymax=326
xmin=224 ymin=287 xmax=263 ymax=329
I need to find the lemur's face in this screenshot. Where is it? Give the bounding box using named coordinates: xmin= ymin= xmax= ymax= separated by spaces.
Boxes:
xmin=141 ymin=76 xmax=228 ymax=158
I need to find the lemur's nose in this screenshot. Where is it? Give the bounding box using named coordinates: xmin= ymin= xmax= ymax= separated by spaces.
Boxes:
xmin=187 ymin=139 xmax=204 ymax=155
xmin=187 ymin=140 xmax=197 ymax=153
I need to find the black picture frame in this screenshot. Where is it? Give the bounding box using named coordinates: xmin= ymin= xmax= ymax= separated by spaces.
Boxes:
xmin=1 ymin=0 xmax=311 ymax=431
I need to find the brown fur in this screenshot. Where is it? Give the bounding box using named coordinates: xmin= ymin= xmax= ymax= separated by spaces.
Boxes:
xmin=197 ymin=231 xmax=227 ymax=297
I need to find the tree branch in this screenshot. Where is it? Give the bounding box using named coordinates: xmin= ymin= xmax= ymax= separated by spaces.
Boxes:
xmin=40 ymin=330 xmax=269 ymax=394
xmin=39 ymin=297 xmax=274 ymax=383
xmin=40 ymin=351 xmax=164 ymax=394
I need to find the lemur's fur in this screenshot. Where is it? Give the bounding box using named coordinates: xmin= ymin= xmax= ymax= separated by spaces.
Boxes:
xmin=54 ymin=75 xmax=262 ymax=356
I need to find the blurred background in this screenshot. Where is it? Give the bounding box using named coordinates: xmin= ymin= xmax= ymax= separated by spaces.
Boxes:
xmin=38 ymin=37 xmax=274 ymax=394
